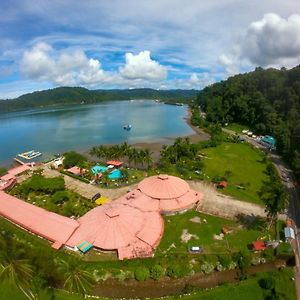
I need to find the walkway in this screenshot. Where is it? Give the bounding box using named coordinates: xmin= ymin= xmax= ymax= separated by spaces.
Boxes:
xmin=33 ymin=166 xmax=284 ymax=221
xmin=41 ymin=166 xmax=138 ymax=200
xmin=189 ymin=181 xmax=285 ymax=221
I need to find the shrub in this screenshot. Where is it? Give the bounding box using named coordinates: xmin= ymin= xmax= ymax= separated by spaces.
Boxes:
xmin=150 ymin=265 xmax=164 ymax=280
xmin=259 ymin=277 xmax=275 ymax=290
xmin=218 ymin=255 xmax=232 ymax=269
xmin=63 ymin=151 xmax=87 ymax=169
xmin=51 ymin=190 xmax=69 ymax=204
xmin=167 ymin=264 xmax=189 ymax=278
xmin=233 ymin=250 xmax=251 ymax=270
xmin=19 ymin=175 xmax=65 ymax=196
xmin=200 ymin=261 xmax=214 ymax=274
xmin=134 ymin=266 xmax=150 ymax=281
xmin=0 ymin=167 xmax=7 ymax=176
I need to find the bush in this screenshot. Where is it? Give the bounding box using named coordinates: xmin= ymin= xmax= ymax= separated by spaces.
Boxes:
xmin=150 ymin=265 xmax=164 ymax=280
xmin=51 ymin=191 xmax=69 ymax=204
xmin=259 ymin=277 xmax=275 ymax=290
xmin=63 ymin=151 xmax=87 ymax=169
xmin=19 ymin=175 xmax=65 ymax=196
xmin=166 ymin=264 xmax=189 ymax=278
xmin=200 ymin=261 xmax=214 ymax=274
xmin=218 ymin=255 xmax=232 ymax=269
xmin=60 ymin=170 xmax=90 ymax=183
xmin=0 ymin=167 xmax=7 ymax=176
xmin=134 ymin=266 xmax=150 ymax=281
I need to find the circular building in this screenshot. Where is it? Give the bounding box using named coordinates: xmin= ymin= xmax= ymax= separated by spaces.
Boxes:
xmin=66 ymin=202 xmax=164 ymax=260
xmin=118 ymin=174 xmax=203 ymax=214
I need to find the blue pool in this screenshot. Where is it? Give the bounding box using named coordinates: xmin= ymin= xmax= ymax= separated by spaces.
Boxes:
xmin=109 ymin=169 xmax=122 ymax=179
xmin=91 ymin=165 xmax=108 ymax=174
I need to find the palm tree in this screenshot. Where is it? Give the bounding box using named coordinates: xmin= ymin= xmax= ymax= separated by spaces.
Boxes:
xmin=143 ymin=149 xmax=153 ymax=169
xmin=56 ymin=259 xmax=95 ymax=295
xmin=0 ymin=251 xmax=36 ymax=300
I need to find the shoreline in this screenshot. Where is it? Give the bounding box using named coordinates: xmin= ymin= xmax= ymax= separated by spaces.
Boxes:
xmin=4 ymin=107 xmax=210 ymax=168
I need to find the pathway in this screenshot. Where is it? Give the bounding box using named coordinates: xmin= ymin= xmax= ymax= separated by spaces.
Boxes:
xmin=35 ymin=165 xmax=284 ymax=221
xmin=41 ymin=166 xmax=138 ymax=200
xmin=189 ymin=181 xmax=285 ymax=221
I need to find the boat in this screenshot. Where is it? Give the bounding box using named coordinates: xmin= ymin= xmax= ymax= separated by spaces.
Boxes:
xmin=123 ymin=124 xmax=132 ymax=131
xmin=17 ymin=150 xmax=42 ymax=160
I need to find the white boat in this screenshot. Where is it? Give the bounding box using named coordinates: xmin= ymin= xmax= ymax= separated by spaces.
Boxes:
xmin=123 ymin=124 xmax=132 ymax=131
xmin=18 ymin=150 xmax=42 ymax=160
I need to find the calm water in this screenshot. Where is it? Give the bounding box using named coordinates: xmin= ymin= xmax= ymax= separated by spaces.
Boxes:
xmin=0 ymin=100 xmax=194 ymax=166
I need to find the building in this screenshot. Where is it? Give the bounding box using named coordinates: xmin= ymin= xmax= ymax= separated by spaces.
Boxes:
xmin=0 ymin=174 xmax=203 ymax=259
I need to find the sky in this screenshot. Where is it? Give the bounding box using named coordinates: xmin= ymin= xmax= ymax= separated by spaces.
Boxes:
xmin=1 ymin=0 xmax=300 ymax=98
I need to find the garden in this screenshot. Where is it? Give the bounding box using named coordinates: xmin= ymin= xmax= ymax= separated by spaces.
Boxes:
xmin=156 ymin=210 xmax=276 ymax=256
xmin=9 ymin=171 xmax=95 ymax=217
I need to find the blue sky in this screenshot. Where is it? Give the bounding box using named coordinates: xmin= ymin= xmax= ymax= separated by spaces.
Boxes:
xmin=1 ymin=0 xmax=300 ymax=98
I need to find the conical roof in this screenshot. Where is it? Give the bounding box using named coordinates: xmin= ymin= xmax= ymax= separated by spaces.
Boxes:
xmin=138 ymin=174 xmax=190 ymax=199
xmin=66 ymin=202 xmax=164 ymax=254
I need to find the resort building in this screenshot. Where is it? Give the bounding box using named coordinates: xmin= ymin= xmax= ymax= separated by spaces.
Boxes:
xmin=0 ymin=174 xmax=203 ymax=259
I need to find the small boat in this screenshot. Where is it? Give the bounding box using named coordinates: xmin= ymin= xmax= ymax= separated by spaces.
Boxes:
xmin=123 ymin=124 xmax=132 ymax=131
xmin=17 ymin=150 xmax=42 ymax=160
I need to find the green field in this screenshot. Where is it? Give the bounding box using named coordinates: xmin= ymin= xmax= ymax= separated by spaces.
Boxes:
xmin=226 ymin=123 xmax=250 ymax=134
xmin=201 ymin=142 xmax=268 ymax=205
xmin=156 ymin=210 xmax=273 ymax=255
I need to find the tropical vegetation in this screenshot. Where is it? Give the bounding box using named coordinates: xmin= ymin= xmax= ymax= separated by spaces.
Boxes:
xmin=0 ymin=87 xmax=198 ymax=113
xmin=196 ymin=65 xmax=300 ymax=181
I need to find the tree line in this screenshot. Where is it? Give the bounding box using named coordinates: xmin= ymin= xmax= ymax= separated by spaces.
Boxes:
xmin=196 ymin=66 xmax=300 ymax=180
xmin=0 ymin=87 xmax=198 ymax=113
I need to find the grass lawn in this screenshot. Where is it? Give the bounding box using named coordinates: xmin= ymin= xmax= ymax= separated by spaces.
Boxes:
xmin=163 ymin=268 xmax=295 ymax=300
xmin=156 ymin=210 xmax=273 ymax=255
xmin=201 ymin=142 xmax=268 ymax=205
xmin=226 ymin=123 xmax=250 ymax=134
xmin=0 ymin=282 xmax=86 ymax=300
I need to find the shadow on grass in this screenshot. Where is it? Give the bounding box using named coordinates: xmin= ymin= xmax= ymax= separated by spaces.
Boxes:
xmin=236 ymin=213 xmax=267 ymax=230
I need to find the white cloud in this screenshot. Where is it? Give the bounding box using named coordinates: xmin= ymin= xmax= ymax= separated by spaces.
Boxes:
xmin=242 ymin=13 xmax=300 ymax=67
xmin=119 ymin=51 xmax=167 ymax=80
xmin=20 ymin=42 xmax=107 ymax=86
xmin=218 ymin=54 xmax=240 ymax=76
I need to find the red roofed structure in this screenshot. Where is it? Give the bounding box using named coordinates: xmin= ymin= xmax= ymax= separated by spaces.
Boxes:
xmin=0 ymin=173 xmax=203 ymax=259
xmin=7 ymin=164 xmax=30 ymax=176
xmin=67 ymin=166 xmax=86 ymax=176
xmin=136 ymin=174 xmax=202 ymax=214
xmin=65 ymin=202 xmax=164 ymax=259
xmin=0 ymin=191 xmax=79 ymax=246
xmin=252 ymin=240 xmax=266 ymax=251
xmin=106 ymin=160 xmax=123 ymax=167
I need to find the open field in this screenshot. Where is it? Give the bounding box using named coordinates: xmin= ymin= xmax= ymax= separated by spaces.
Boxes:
xmin=201 ymin=142 xmax=268 ymax=205
xmin=156 ymin=210 xmax=274 ymax=255
xmin=226 ymin=123 xmax=249 ymax=134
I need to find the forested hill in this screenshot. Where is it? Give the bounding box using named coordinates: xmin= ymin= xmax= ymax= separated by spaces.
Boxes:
xmin=197 ymin=66 xmax=300 ymax=178
xmin=0 ymin=87 xmax=198 ymax=113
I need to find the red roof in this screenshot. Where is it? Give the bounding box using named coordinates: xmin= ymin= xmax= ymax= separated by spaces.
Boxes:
xmin=138 ymin=174 xmax=190 ymax=199
xmin=1 ymin=173 xmax=16 ymax=181
xmin=0 ymin=191 xmax=79 ymax=245
xmin=65 ymin=202 xmax=164 ymax=259
xmin=67 ymin=166 xmax=86 ymax=176
xmin=8 ymin=165 xmax=30 ymax=176
xmin=106 ymin=160 xmax=123 ymax=167
xmin=217 ymin=181 xmax=228 ymax=188
xmin=252 ymin=241 xmax=266 ymax=251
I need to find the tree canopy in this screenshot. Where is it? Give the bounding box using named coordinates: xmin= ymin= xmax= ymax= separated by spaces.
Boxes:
xmin=197 ymin=65 xmax=300 ymax=180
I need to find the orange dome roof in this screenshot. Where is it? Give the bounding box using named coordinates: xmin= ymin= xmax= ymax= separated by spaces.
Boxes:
xmin=138 ymin=174 xmax=190 ymax=199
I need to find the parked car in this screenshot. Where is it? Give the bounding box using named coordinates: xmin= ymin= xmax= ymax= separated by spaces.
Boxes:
xmin=188 ymin=246 xmax=203 ymax=253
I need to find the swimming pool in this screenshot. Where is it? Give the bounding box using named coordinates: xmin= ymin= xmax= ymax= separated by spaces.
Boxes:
xmin=91 ymin=165 xmax=108 ymax=175
xmin=109 ymin=169 xmax=122 ymax=179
